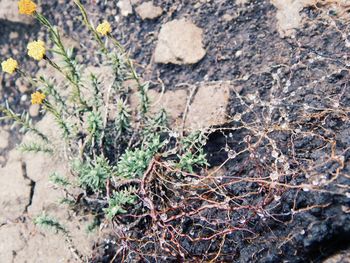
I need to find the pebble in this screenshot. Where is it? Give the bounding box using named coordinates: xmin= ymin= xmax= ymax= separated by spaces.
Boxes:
xmin=154 ymin=19 xmax=206 ymax=65
xmin=135 ymin=2 xmax=163 ymax=20
xmin=9 ymin=32 xmax=19 ymax=40
xmin=29 ymin=104 xmax=40 ymax=117
xmin=16 ymin=79 xmax=29 ymax=93
xmin=117 ymin=0 xmax=133 ymax=17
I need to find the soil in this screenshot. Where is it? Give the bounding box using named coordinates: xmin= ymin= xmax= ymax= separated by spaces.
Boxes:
xmin=1 ymin=0 xmax=350 ymax=262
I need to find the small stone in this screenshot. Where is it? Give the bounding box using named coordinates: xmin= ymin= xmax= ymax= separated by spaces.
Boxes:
xmin=117 ymin=0 xmax=133 ymax=17
xmin=9 ymin=31 xmax=19 ymax=39
xmin=222 ymin=14 xmax=234 ymax=22
xmin=135 ymin=2 xmax=163 ymax=20
xmin=29 ymin=104 xmax=40 ymax=117
xmin=154 ymin=19 xmax=206 ymax=65
xmin=16 ymin=79 xmax=29 ymax=93
xmin=130 ymin=0 xmax=142 ymax=5
xmin=184 ymin=82 xmax=235 ymax=130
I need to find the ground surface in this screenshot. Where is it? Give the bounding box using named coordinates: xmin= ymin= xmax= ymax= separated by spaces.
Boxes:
xmin=1 ymin=0 xmax=350 ymax=262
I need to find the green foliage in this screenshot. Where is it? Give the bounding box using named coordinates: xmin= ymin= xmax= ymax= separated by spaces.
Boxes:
xmin=143 ymin=108 xmax=168 ymax=138
xmin=34 ymin=213 xmax=67 ymax=234
xmin=138 ymin=82 xmax=150 ymax=117
xmin=49 ymin=172 xmax=71 ymax=187
xmin=89 ymin=74 xmax=104 ymax=108
xmin=107 ymin=53 xmax=128 ymax=92
xmin=35 ymin=12 xmax=85 ymax=106
xmin=59 ymin=197 xmax=75 ymax=206
xmin=87 ymin=111 xmax=103 ymax=144
xmin=38 ymin=77 xmax=66 ymax=111
xmin=177 ymin=148 xmax=209 ymax=173
xmin=182 ymin=131 xmax=207 ymax=151
xmin=115 ymin=99 xmax=131 ymax=137
xmin=0 ymin=101 xmax=48 ymax=142
xmin=2 ymin=0 xmax=214 ymax=231
xmin=177 ymin=131 xmax=209 ymax=173
xmin=74 ymin=156 xmax=113 ymax=192
xmin=86 ymin=216 xmax=101 ymax=233
xmin=117 ymin=135 xmax=164 ymax=178
xmin=18 ymin=141 xmax=53 ymax=154
xmin=104 ymin=187 xmax=138 ymax=219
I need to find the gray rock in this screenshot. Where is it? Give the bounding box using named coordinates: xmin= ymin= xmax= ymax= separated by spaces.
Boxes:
xmin=29 ymin=104 xmax=40 ymax=117
xmin=154 ymin=19 xmax=206 ymax=65
xmin=135 ymin=1 xmax=163 ymax=20
xmin=117 ymin=0 xmax=133 ymax=17
xmin=16 ymin=79 xmax=29 ymax=93
xmin=9 ymin=31 xmax=19 ymax=40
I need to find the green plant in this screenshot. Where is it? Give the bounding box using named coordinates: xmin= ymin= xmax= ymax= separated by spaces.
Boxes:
xmin=116 ymin=135 xmax=164 ymax=178
xmin=177 ymin=130 xmax=209 ymax=172
xmin=18 ymin=141 xmax=53 ymax=154
xmin=0 ymin=1 xmax=214 ymax=260
xmin=49 ymin=172 xmax=71 ymax=187
xmin=34 ymin=213 xmax=67 ymax=234
xmin=74 ymin=156 xmax=113 ymax=192
xmin=177 ymin=148 xmax=209 ymax=173
xmin=115 ymin=98 xmax=131 ymax=137
xmin=104 ymin=187 xmax=138 ymax=219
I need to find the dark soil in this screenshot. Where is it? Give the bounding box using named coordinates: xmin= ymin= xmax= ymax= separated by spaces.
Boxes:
xmin=1 ymin=0 xmax=350 ymax=262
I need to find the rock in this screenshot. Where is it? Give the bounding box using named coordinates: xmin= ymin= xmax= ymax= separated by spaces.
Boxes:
xmin=117 ymin=0 xmax=133 ymax=17
xmin=323 ymin=249 xmax=350 ymax=263
xmin=222 ymin=14 xmax=234 ymax=22
xmin=184 ymin=82 xmax=233 ymax=130
xmin=0 ymin=0 xmax=34 ymax=24
xmin=29 ymin=104 xmax=40 ymax=117
xmin=236 ymin=0 xmax=249 ymax=4
xmin=271 ymin=0 xmax=315 ymax=37
xmin=135 ymin=2 xmax=163 ymax=20
xmin=129 ymin=87 xmax=188 ymax=125
xmin=129 ymin=81 xmax=236 ymax=131
xmin=16 ymin=78 xmax=29 ymax=93
xmin=0 ymin=160 xmax=30 ymax=220
xmin=9 ymin=31 xmax=19 ymax=39
xmin=154 ymin=19 xmax=206 ymax=65
xmin=0 ymin=129 xmax=10 ymax=149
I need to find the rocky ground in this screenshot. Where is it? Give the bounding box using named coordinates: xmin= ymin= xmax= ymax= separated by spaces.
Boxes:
xmin=1 ymin=0 xmax=350 ymax=262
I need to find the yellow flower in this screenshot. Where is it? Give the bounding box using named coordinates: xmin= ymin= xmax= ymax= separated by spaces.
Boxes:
xmin=31 ymin=91 xmax=46 ymax=105
xmin=96 ymin=21 xmax=112 ymax=36
xmin=27 ymin=40 xmax=46 ymax=61
xmin=1 ymin=58 xmax=18 ymax=74
xmin=18 ymin=0 xmax=37 ymax=15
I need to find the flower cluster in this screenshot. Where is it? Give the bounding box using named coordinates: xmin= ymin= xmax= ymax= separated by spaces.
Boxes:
xmin=96 ymin=21 xmax=111 ymax=36
xmin=18 ymin=0 xmax=37 ymax=15
xmin=31 ymin=91 xmax=46 ymax=105
xmin=1 ymin=58 xmax=18 ymax=75
xmin=27 ymin=40 xmax=46 ymax=61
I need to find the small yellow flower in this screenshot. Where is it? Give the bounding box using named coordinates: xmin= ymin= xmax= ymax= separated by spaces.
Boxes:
xmin=1 ymin=58 xmax=18 ymax=74
xmin=27 ymin=40 xmax=46 ymax=61
xmin=31 ymin=91 xmax=46 ymax=105
xmin=96 ymin=21 xmax=111 ymax=36
xmin=18 ymin=0 xmax=37 ymax=15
